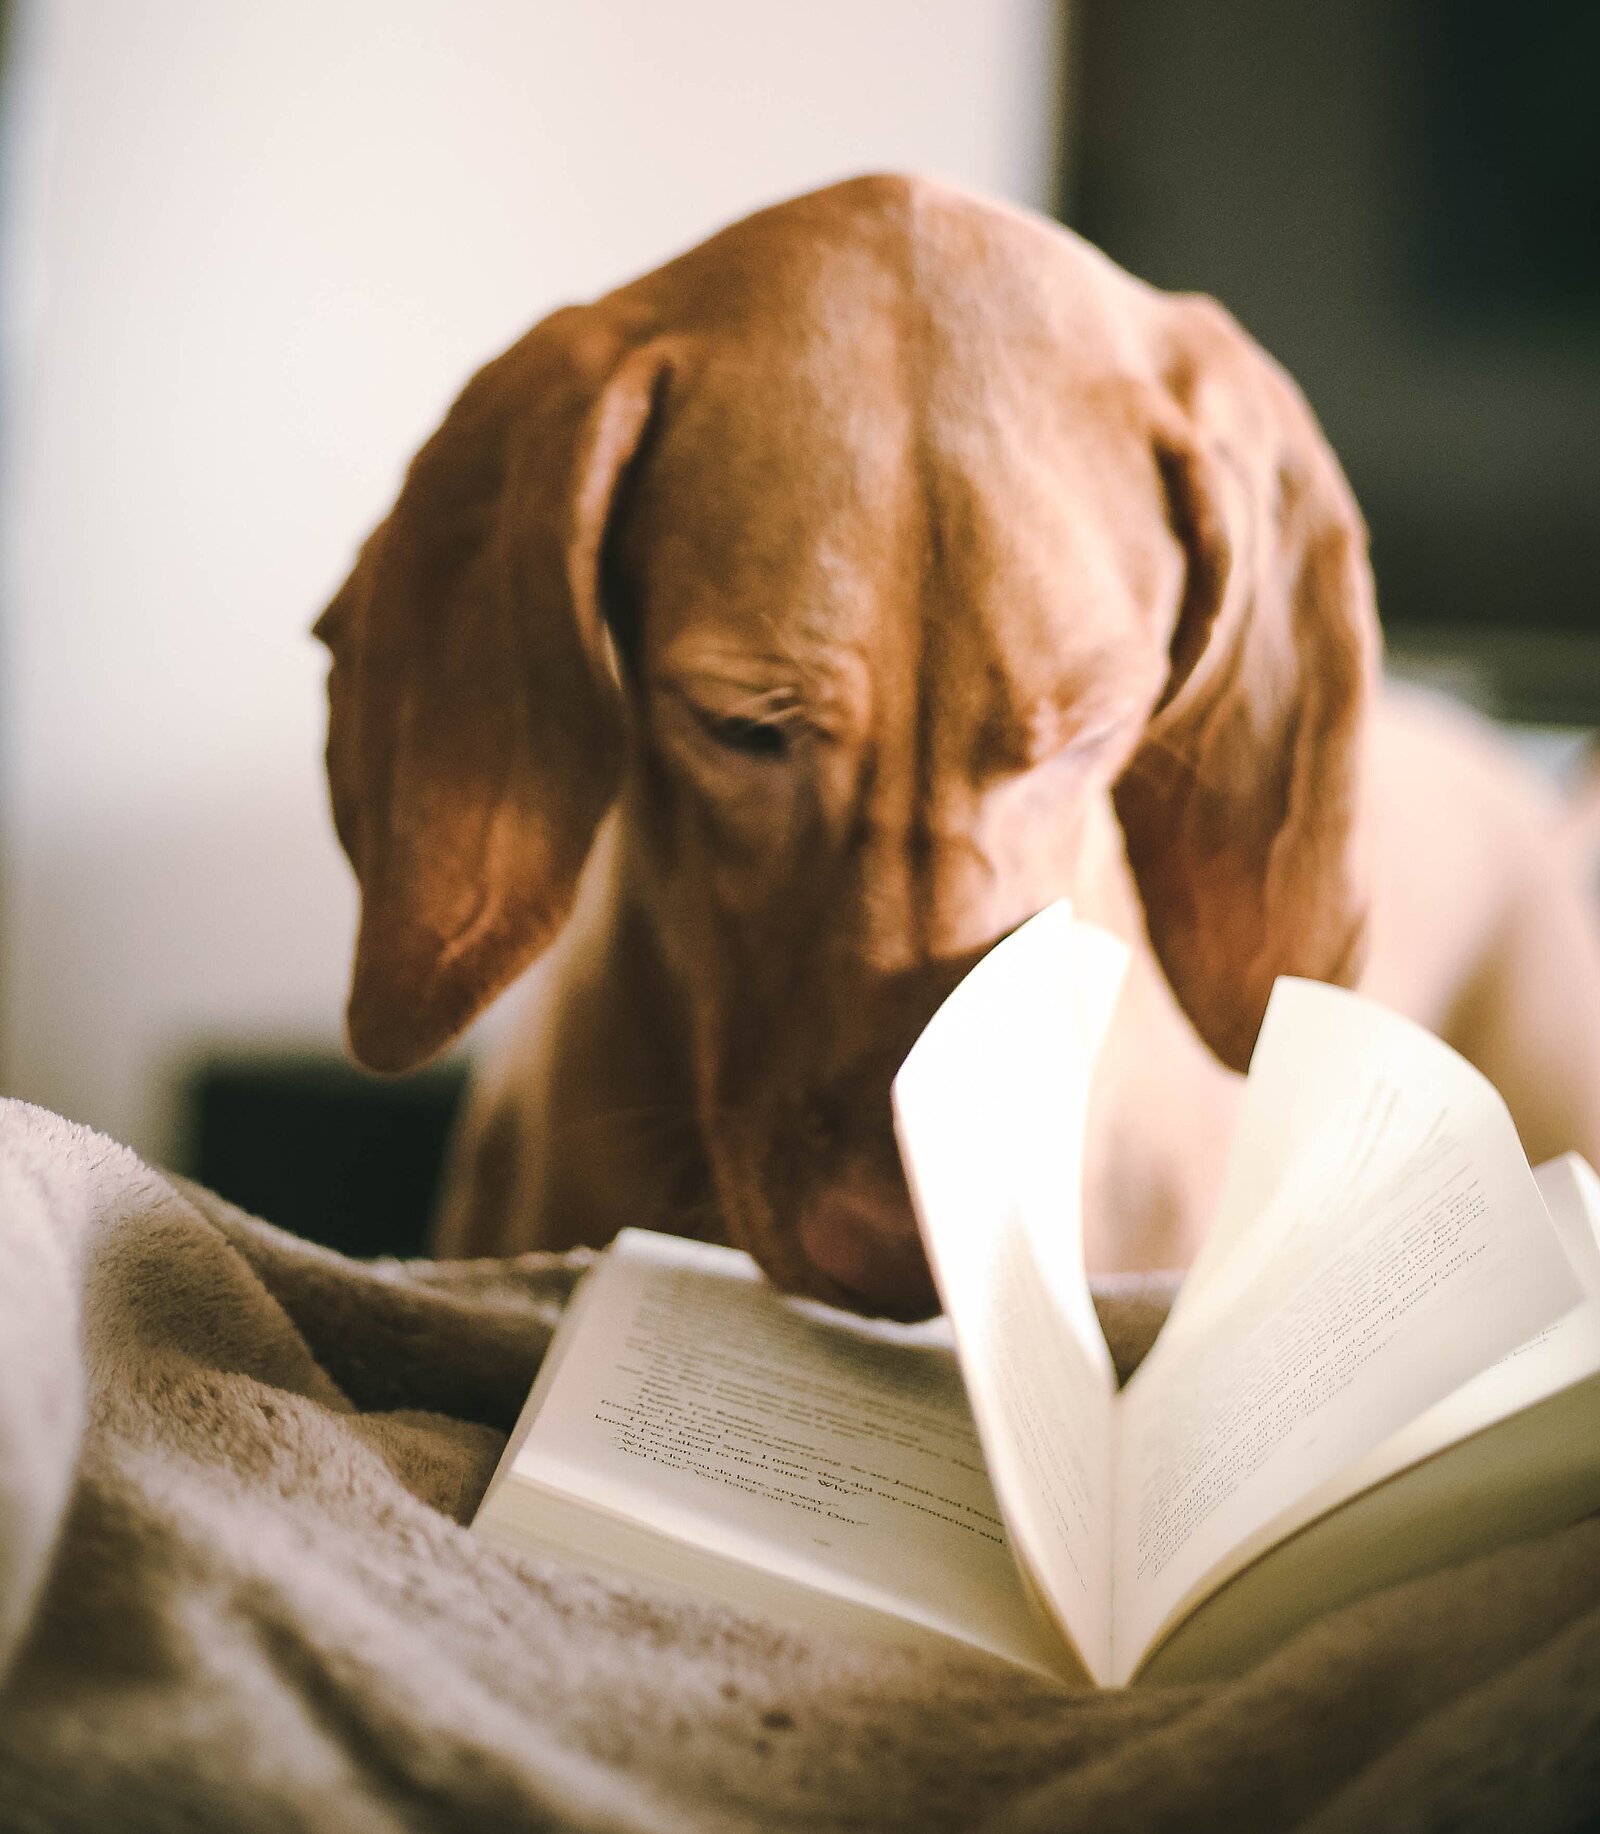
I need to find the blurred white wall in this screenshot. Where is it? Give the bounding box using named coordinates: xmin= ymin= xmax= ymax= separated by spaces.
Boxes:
xmin=0 ymin=0 xmax=1062 ymax=1159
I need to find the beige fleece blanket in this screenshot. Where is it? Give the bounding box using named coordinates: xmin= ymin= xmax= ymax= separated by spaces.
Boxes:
xmin=0 ymin=1097 xmax=1596 ymax=1834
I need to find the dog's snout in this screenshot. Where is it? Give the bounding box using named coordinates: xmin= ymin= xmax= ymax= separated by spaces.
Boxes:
xmin=795 ymin=1169 xmax=938 ymax=1319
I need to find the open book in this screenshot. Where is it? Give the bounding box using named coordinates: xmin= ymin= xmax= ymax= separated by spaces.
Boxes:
xmin=473 ymin=905 xmax=1600 ymax=1685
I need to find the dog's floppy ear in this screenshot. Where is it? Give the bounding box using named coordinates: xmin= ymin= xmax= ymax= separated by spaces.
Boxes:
xmin=315 ymin=310 xmax=667 ymax=1073
xmin=1114 ymin=296 xmax=1379 ymax=1072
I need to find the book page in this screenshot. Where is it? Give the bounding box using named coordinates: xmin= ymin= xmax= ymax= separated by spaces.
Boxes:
xmin=1139 ymin=1154 xmax=1600 ymax=1681
xmin=894 ymin=902 xmax=1129 ymax=1685
xmin=1352 ymin=1152 xmax=1600 ymax=1454
xmin=1167 ymin=988 xmax=1463 ymax=1332
xmin=508 ymin=1229 xmax=1070 ymax=1679
xmin=1145 ymin=1151 xmax=1600 ymax=1669
xmin=1140 ymin=1353 xmax=1600 ymax=1683
xmin=1110 ymin=980 xmax=1584 ymax=1680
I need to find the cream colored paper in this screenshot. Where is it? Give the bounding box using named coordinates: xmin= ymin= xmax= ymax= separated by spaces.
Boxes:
xmin=506 ymin=1228 xmax=1067 ymax=1677
xmin=893 ymin=916 xmax=1586 ymax=1685
xmin=894 ymin=901 xmax=1129 ymax=1682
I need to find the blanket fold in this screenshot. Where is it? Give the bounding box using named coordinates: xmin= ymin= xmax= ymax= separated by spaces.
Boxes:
xmin=0 ymin=1097 xmax=1594 ymax=1834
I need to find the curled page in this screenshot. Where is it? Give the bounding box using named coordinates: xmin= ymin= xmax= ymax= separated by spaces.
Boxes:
xmin=894 ymin=901 xmax=1129 ymax=1684
xmin=1112 ymin=978 xmax=1584 ymax=1678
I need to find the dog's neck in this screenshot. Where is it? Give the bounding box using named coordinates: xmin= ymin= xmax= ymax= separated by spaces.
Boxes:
xmin=509 ymin=817 xmax=717 ymax=1250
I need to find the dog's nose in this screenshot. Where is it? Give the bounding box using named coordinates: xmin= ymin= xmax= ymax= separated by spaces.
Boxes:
xmin=797 ymin=1177 xmax=940 ymax=1319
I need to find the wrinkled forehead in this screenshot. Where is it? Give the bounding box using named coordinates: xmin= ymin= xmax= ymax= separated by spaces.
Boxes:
xmin=625 ymin=319 xmax=1182 ymax=735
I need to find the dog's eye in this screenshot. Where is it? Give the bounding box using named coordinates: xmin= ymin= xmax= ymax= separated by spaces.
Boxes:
xmin=693 ymin=707 xmax=793 ymax=760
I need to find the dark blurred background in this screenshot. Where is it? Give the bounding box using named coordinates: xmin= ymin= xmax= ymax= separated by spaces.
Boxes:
xmin=1063 ymin=0 xmax=1600 ymax=723
xmin=2 ymin=1 xmax=1594 ymax=1256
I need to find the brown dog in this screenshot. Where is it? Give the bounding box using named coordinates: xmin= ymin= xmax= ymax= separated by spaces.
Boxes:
xmin=315 ymin=175 xmax=1600 ymax=1316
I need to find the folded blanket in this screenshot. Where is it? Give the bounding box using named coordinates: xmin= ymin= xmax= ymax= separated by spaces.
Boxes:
xmin=0 ymin=1097 xmax=1595 ymax=1833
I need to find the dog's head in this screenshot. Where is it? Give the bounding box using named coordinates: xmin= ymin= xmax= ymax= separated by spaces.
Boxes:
xmin=315 ymin=176 xmax=1376 ymax=1314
